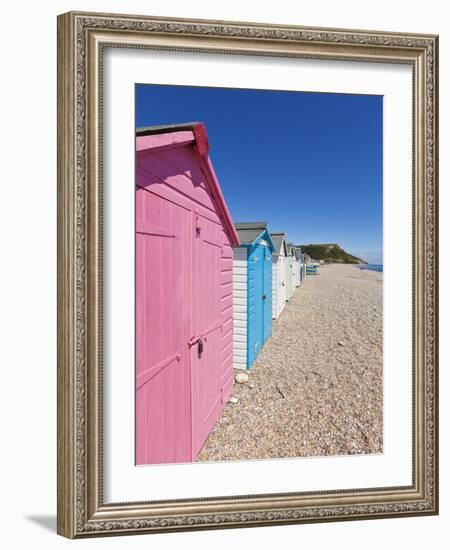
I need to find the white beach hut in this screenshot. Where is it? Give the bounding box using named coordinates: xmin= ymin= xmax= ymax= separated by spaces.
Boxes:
xmin=285 ymin=244 xmax=295 ymax=300
xmin=293 ymin=246 xmax=302 ymax=287
xmin=270 ymin=233 xmax=288 ymax=319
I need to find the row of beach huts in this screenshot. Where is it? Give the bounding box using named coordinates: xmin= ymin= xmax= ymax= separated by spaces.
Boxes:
xmin=232 ymin=222 xmax=311 ymax=371
xmin=135 ymin=122 xmax=317 ymax=465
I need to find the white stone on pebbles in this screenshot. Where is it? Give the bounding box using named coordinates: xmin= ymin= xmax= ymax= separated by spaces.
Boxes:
xmin=235 ymin=371 xmax=249 ymax=384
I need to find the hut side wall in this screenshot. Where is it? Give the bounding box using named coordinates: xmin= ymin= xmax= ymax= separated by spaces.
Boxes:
xmin=232 ymin=247 xmax=248 ymax=370
xmin=220 ymin=230 xmax=234 ymax=402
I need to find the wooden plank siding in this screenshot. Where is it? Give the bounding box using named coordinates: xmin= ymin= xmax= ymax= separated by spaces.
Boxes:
xmin=220 ymin=235 xmax=234 ymax=402
xmin=232 ymin=247 xmax=248 ymax=370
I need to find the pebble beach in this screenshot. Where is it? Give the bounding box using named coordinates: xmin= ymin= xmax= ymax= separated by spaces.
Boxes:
xmin=198 ymin=263 xmax=383 ymax=462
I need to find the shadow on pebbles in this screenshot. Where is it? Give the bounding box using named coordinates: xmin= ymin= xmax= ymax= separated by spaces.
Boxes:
xmin=197 ymin=264 xmax=383 ymax=462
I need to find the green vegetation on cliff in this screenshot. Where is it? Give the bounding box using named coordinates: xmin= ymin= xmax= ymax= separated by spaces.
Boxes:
xmin=300 ymin=244 xmax=366 ymax=264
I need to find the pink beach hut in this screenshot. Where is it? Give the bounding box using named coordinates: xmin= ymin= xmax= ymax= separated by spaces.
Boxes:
xmin=136 ymin=122 xmax=240 ymax=465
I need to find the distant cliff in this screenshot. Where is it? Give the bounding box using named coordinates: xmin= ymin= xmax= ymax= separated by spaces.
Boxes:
xmin=300 ymin=244 xmax=366 ymax=264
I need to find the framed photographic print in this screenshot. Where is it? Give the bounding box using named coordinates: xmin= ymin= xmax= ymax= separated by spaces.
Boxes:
xmin=57 ymin=11 xmax=439 ymax=538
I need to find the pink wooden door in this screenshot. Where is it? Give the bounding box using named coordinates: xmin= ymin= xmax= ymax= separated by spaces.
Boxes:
xmin=135 ymin=188 xmax=192 ymax=465
xmin=190 ymin=213 xmax=224 ymax=457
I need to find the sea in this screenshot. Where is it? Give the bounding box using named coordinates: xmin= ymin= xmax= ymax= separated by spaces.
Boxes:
xmin=360 ymin=264 xmax=383 ymax=273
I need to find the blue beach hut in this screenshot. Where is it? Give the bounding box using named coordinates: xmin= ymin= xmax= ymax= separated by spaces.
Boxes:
xmin=232 ymin=222 xmax=275 ymax=370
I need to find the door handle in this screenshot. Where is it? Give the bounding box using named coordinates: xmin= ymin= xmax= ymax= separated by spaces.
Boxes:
xmin=262 ymin=294 xmax=266 ymax=300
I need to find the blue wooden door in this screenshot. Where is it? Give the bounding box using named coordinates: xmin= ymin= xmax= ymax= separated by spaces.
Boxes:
xmin=263 ymin=246 xmax=272 ymax=342
xmin=248 ymin=245 xmax=264 ymax=367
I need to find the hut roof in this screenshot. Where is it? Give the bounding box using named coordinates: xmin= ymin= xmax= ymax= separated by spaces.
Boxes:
xmin=136 ymin=122 xmax=240 ymax=247
xmin=286 ymin=242 xmax=295 ymax=256
xmin=270 ymin=233 xmax=288 ymax=256
xmin=235 ymin=222 xmax=266 ymax=244
xmin=234 ymin=222 xmax=275 ymax=250
xmin=293 ymin=246 xmax=302 ymax=260
xmin=137 ymin=121 xmax=201 ymax=136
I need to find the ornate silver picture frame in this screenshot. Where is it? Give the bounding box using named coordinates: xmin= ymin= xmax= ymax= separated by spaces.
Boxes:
xmin=57 ymin=11 xmax=438 ymax=538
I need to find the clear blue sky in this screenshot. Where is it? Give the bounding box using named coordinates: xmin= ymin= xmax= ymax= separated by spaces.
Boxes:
xmin=136 ymin=84 xmax=383 ymax=264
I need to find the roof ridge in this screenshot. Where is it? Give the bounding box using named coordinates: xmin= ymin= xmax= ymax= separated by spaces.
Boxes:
xmin=235 ymin=221 xmax=268 ymax=228
xmin=136 ymin=122 xmax=201 ymax=135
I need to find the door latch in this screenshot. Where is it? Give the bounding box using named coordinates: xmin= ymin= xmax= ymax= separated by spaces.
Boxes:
xmin=188 ymin=336 xmax=204 ymax=356
xmin=197 ymin=338 xmax=204 ymax=355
